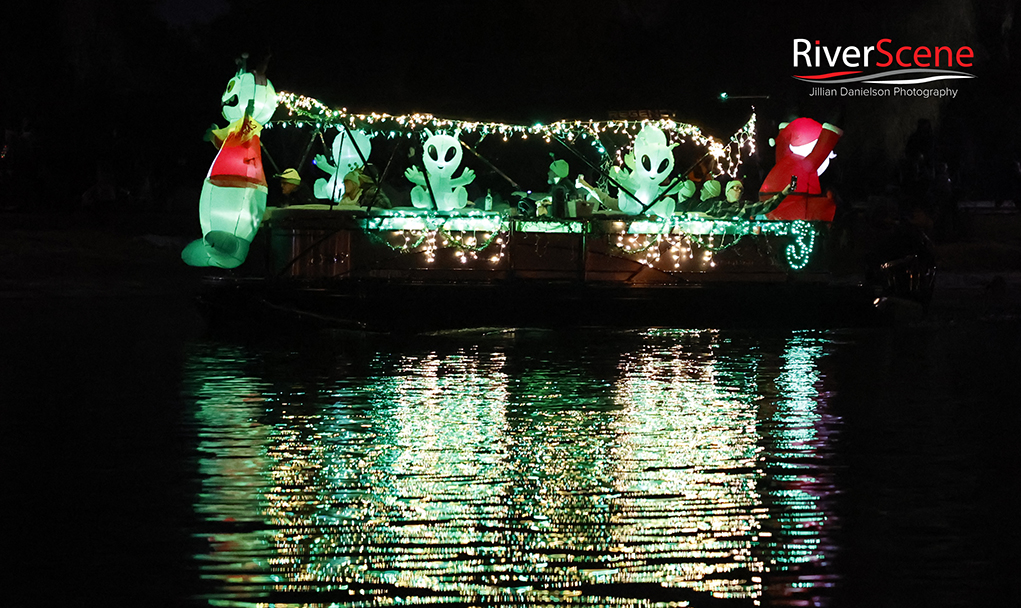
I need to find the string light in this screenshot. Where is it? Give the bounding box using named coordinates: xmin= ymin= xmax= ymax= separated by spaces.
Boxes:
xmin=264 ymin=94 xmax=817 ymax=271
xmin=366 ymin=214 xmax=509 ymax=266
xmin=605 ymin=216 xmax=816 ymax=271
xmin=270 ymin=92 xmax=756 ymax=176
xmin=359 ymin=213 xmax=814 ymax=271
xmin=784 ymin=221 xmax=816 ymax=271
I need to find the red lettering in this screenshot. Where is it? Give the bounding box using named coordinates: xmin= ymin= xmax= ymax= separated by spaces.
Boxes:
xmin=867 ymin=38 xmax=973 ymax=69
xmin=876 ymin=38 xmax=893 ymax=67
xmin=896 ymin=46 xmax=912 ymax=67
xmin=913 ymin=46 xmax=931 ymax=67
xmin=934 ymin=46 xmax=952 ymax=66
xmin=957 ymin=46 xmax=974 ymax=67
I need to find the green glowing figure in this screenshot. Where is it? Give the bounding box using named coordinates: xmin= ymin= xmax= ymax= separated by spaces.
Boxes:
xmin=405 ymin=129 xmax=475 ymax=211
xmin=611 ymin=125 xmax=694 ymax=217
xmin=313 ymin=129 xmax=372 ymax=202
xmin=182 ymin=66 xmax=278 ymax=268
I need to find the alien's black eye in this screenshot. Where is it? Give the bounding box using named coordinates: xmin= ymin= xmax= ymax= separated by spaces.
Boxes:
xmin=444 ymin=147 xmax=456 ymax=162
xmin=428 ymin=145 xmax=438 ymax=161
xmin=641 ymin=155 xmax=652 ymax=172
xmin=658 ymin=158 xmax=670 ymax=174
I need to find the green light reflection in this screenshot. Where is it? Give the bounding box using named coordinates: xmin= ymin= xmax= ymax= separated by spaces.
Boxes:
xmin=757 ymin=332 xmax=836 ymax=578
xmin=187 ymin=331 xmax=838 ymax=606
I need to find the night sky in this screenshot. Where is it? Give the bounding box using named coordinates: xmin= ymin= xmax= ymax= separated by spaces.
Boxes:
xmin=1 ymin=0 xmax=1017 ymax=204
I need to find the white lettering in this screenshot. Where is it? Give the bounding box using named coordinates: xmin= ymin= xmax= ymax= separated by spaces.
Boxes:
xmin=842 ymin=46 xmax=861 ymax=67
xmin=793 ymin=39 xmax=812 ymax=67
xmin=823 ymin=46 xmax=843 ymax=67
xmin=794 ymin=41 xmax=883 ymax=68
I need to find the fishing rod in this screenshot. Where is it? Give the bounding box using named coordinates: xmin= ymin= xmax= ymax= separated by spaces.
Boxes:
xmin=296 ymin=124 xmax=320 ymax=173
xmin=458 ymin=138 xmax=523 ymax=191
xmin=641 ymin=120 xmax=749 ymax=214
xmin=363 ymin=137 xmax=402 ymax=213
xmin=339 ymin=119 xmax=394 ymax=212
xmin=549 ymin=133 xmax=640 ymax=211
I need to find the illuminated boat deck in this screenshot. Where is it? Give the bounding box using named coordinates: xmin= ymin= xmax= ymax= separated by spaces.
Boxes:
xmin=360 ymin=208 xmax=803 ymax=237
xmin=265 ymin=207 xmax=821 ymax=278
xmin=193 ymin=207 xmax=884 ymax=331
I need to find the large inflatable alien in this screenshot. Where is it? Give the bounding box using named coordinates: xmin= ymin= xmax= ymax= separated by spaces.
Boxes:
xmin=610 ymin=124 xmax=693 ymax=217
xmin=405 ymin=129 xmax=475 ymax=211
xmin=313 ymin=129 xmax=373 ymax=202
xmin=182 ymin=64 xmax=278 ymax=268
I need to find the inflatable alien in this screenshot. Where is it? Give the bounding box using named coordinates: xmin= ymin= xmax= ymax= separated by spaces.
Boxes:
xmin=405 ymin=129 xmax=475 ymax=211
xmin=313 ymin=129 xmax=373 ymax=202
xmin=182 ymin=66 xmax=278 ymax=268
xmin=759 ymin=117 xmax=842 ymax=222
xmin=610 ymin=124 xmax=694 ymax=217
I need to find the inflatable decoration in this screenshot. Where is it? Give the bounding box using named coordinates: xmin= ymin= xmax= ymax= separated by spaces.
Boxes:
xmin=182 ymin=67 xmax=278 ymax=268
xmin=610 ymin=125 xmax=693 ymax=217
xmin=313 ymin=129 xmax=372 ymax=202
xmin=405 ymin=129 xmax=475 ymax=211
xmin=548 ymin=158 xmax=569 ymax=183
xmin=759 ymin=117 xmax=841 ymax=222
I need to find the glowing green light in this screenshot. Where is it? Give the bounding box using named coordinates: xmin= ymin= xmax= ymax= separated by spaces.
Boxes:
xmin=514 ymin=220 xmax=584 ymax=234
xmin=313 ymin=129 xmax=373 ymax=202
xmin=785 ymin=221 xmax=816 ymax=270
xmin=273 ymin=91 xmax=758 ymax=181
xmin=182 ymin=69 xmax=278 ymax=268
xmin=613 ymin=125 xmax=684 ymax=217
xmin=187 ymin=330 xmax=839 ymax=602
xmin=407 ymin=129 xmax=475 ymax=211
xmin=366 ymin=212 xmax=503 ymax=233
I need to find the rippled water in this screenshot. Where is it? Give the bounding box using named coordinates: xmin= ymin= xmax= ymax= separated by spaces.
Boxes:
xmin=7 ymin=313 xmax=1016 ymax=607
xmin=182 ymin=329 xmax=849 ymax=607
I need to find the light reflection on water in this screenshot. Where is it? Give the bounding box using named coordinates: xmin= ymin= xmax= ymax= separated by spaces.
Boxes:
xmin=185 ymin=329 xmax=840 ymax=606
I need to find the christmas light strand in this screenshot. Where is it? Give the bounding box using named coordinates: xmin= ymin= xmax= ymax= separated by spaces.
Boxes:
xmin=605 ymin=215 xmax=815 ymax=270
xmin=357 ymin=213 xmax=813 ymax=271
xmin=367 ymin=224 xmax=508 ymax=265
xmin=784 ymin=220 xmax=816 ymax=270
xmin=270 ymin=92 xmax=756 ymax=175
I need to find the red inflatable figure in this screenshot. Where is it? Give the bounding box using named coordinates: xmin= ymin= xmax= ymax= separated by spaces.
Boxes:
xmin=207 ymin=113 xmax=266 ymax=189
xmin=759 ymin=118 xmax=842 ymax=221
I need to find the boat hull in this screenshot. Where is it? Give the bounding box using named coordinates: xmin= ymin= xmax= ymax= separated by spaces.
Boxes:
xmin=194 ymin=208 xmax=928 ymax=332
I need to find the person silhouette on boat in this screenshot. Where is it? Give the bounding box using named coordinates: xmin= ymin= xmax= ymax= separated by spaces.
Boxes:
xmin=273 ymin=168 xmax=314 ymax=207
xmin=683 ymin=178 xmax=793 ymax=219
xmin=341 ymin=167 xmax=391 ymax=209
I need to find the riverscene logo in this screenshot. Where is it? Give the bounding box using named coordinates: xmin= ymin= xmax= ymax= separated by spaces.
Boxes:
xmin=792 ymin=38 xmax=975 ymax=98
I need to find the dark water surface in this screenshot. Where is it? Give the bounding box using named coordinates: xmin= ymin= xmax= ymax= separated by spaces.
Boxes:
xmin=4 ymin=296 xmax=1019 ymax=607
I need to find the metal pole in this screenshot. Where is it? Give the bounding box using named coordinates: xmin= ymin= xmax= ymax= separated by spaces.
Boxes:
xmin=550 ymin=134 xmax=640 ymax=210
xmin=458 ymin=139 xmax=523 ymax=191
xmin=363 ymin=137 xmax=402 ymax=213
xmin=297 ymin=125 xmax=320 ymax=172
xmin=641 ymin=124 xmax=747 ymax=214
